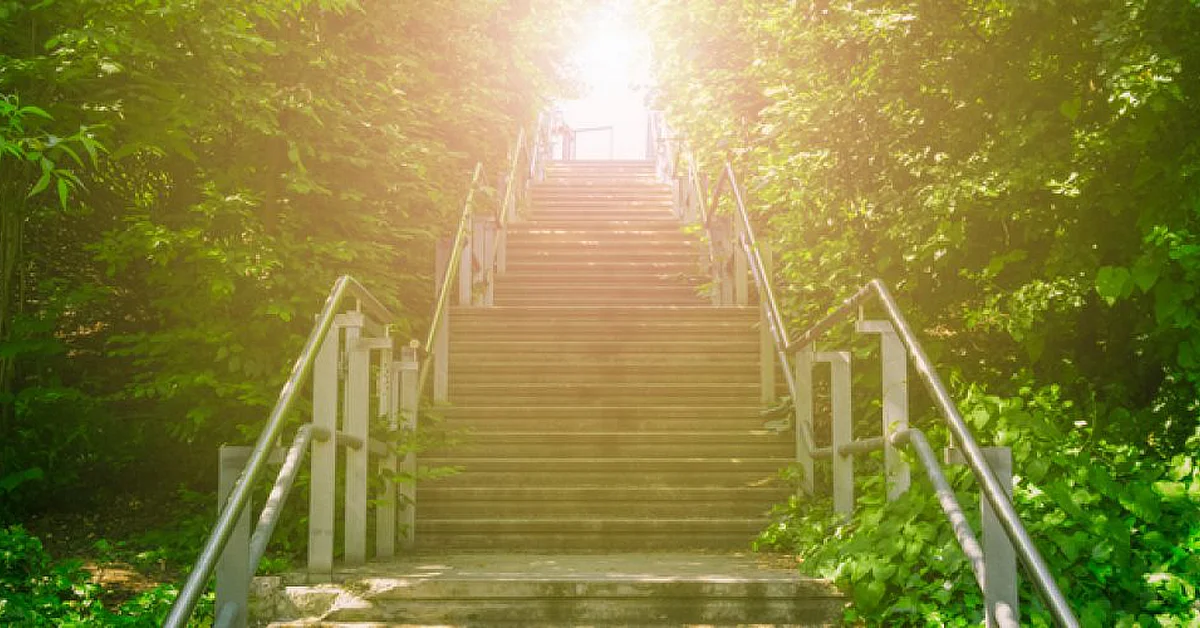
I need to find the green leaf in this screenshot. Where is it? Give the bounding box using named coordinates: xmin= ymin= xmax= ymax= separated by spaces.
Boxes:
xmin=19 ymin=105 xmax=52 ymax=120
xmin=27 ymin=171 xmax=51 ymax=198
xmin=56 ymin=177 xmax=69 ymax=208
xmin=854 ymin=578 xmax=887 ymax=611
xmin=1130 ymin=255 xmax=1160 ymax=293
xmin=1095 ymin=266 xmax=1132 ymax=306
xmin=1058 ymin=97 xmax=1081 ymax=122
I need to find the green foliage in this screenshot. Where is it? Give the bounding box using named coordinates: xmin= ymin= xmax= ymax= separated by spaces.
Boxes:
xmin=0 ymin=525 xmax=213 ymax=626
xmin=645 ymin=0 xmax=1200 ymax=621
xmin=757 ymin=382 xmax=1200 ymax=625
xmin=0 ymin=0 xmax=582 ymax=518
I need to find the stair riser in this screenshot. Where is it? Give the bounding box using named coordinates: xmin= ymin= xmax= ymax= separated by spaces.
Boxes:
xmin=421 ymin=471 xmax=784 ymax=489
xmin=447 ymin=372 xmax=759 ymax=385
xmin=525 ymin=211 xmax=680 ymax=221
xmin=438 ymin=418 xmax=766 ymax=432
xmin=493 ymin=296 xmax=711 ymax=307
xmin=450 ymin=341 xmax=756 ymax=354
xmin=418 ymin=501 xmax=778 ymax=518
xmin=315 ymin=596 xmax=842 ymax=625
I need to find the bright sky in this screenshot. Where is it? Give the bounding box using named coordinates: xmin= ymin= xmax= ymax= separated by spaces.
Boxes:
xmin=558 ymin=1 xmax=652 ymax=160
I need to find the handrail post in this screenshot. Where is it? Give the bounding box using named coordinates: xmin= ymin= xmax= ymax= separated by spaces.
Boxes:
xmin=433 ymin=240 xmax=451 ymax=403
xmin=733 ymin=226 xmax=749 ymax=306
xmin=816 ymin=352 xmax=853 ymax=516
xmin=307 ymin=325 xmax=339 ymax=580
xmin=480 ymin=217 xmax=496 ymax=306
xmin=759 ymin=242 xmax=776 ymax=404
xmin=341 ymin=313 xmax=369 ymax=564
xmin=857 ymin=319 xmax=911 ymax=500
xmin=376 ymin=345 xmax=397 ymax=559
xmin=216 ymin=446 xmax=252 ymax=628
xmin=399 ymin=343 xmax=420 ymax=549
xmin=983 ymin=447 xmax=1018 ymax=627
xmin=793 ymin=344 xmax=815 ymax=495
xmin=458 ymin=231 xmax=472 ymax=306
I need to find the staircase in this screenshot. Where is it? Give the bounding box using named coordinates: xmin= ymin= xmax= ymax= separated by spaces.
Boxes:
xmin=418 ymin=160 xmax=793 ymax=550
xmin=257 ymin=160 xmax=843 ymax=626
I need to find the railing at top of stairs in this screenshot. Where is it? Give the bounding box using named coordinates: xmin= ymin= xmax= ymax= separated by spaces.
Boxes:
xmin=647 ymin=111 xmax=1080 ymax=627
xmin=164 ymin=120 xmax=548 ymax=628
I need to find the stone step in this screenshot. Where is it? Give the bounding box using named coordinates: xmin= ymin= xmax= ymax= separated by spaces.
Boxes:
xmin=504 ymin=260 xmax=697 ymax=273
xmin=507 ymin=240 xmax=698 ymax=255
xmin=447 ymin=396 xmax=758 ymax=408
xmin=426 ymin=431 xmax=790 ymax=459
xmin=450 ymin=339 xmax=756 ymax=354
xmin=436 ymin=405 xmax=767 ymax=432
xmin=447 ymin=368 xmax=759 ymax=385
xmin=532 ymin=199 xmax=674 ymax=210
xmin=493 ymin=295 xmax=711 ymax=307
xmin=492 ymin=283 xmax=705 ymax=298
xmin=413 ymin=518 xmax=767 ymax=551
xmin=509 ymin=219 xmax=684 ymax=230
xmin=496 ymin=269 xmax=702 ymax=283
xmin=421 ymin=457 xmax=786 ymax=488
xmin=526 ymin=210 xmax=680 ymax=221
xmin=508 ymin=227 xmax=689 ymax=239
xmin=448 ymin=304 xmax=757 ymax=320
xmin=531 ymin=187 xmax=672 ymax=198
xmin=449 ymin=314 xmax=755 ymax=330
xmin=419 ymin=487 xmax=788 ymax=518
xmin=261 ymin=553 xmax=843 ymax=626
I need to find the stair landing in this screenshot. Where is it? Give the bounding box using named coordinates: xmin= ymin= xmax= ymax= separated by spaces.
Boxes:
xmin=259 ymin=552 xmax=844 ymax=626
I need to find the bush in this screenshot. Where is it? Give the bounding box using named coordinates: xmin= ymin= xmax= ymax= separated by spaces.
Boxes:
xmin=757 ymin=383 xmax=1200 ymax=626
xmin=0 ymin=525 xmax=213 ymax=626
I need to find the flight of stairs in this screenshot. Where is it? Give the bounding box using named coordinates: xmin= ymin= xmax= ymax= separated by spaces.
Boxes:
xmin=257 ymin=160 xmax=844 ymax=626
xmin=417 ymin=160 xmax=794 ymax=550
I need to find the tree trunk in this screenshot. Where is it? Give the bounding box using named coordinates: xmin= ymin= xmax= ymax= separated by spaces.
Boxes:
xmin=0 ymin=173 xmax=24 ymax=440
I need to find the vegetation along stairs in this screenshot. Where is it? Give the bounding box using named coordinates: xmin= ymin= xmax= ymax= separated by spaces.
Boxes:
xmin=260 ymin=160 xmax=844 ymax=625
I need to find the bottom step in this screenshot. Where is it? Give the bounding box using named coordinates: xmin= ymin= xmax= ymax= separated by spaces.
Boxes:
xmin=260 ymin=552 xmax=844 ymax=626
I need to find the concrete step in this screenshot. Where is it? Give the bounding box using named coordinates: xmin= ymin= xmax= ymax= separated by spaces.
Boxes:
xmin=421 ymin=457 xmax=787 ymax=488
xmin=531 ymin=187 xmax=672 ymax=198
xmin=413 ymin=518 xmax=768 ymax=551
xmin=447 ymin=368 xmax=759 ymax=385
xmin=450 ymin=339 xmax=756 ymax=354
xmin=449 ymin=314 xmax=756 ymax=330
xmin=494 ymin=268 xmax=701 ymax=280
xmin=448 ymin=304 xmax=757 ymax=320
xmin=492 ymin=284 xmax=706 ymax=299
xmin=426 ymin=431 xmax=790 ymax=459
xmin=508 ymin=219 xmax=684 ymax=230
xmin=526 ymin=210 xmax=680 ymax=221
xmin=508 ymin=227 xmax=690 ymax=239
xmin=504 ymin=260 xmax=697 ymax=273
xmin=532 ymin=200 xmax=674 ymax=211
xmin=260 ymin=553 xmax=843 ymax=626
xmin=436 ymin=405 xmax=766 ymax=432
xmin=419 ymin=486 xmax=788 ymax=512
xmin=448 ymin=397 xmax=759 ymax=408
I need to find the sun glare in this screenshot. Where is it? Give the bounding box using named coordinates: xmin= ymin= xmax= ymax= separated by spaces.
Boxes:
xmin=559 ymin=2 xmax=651 ymax=160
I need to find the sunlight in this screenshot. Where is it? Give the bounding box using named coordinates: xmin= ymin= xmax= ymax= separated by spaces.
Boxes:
xmin=559 ymin=1 xmax=651 ymax=160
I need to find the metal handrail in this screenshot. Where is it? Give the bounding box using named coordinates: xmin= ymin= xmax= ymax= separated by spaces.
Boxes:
xmin=418 ymin=163 xmax=484 ymax=396
xmin=788 ymin=279 xmax=1079 ymax=627
xmin=699 ymin=163 xmax=819 ymax=454
xmin=164 ymin=275 xmax=395 ymax=628
xmin=655 ymin=109 xmax=1077 ymax=623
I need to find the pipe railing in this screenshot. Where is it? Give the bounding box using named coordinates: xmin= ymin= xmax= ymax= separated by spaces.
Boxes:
xmin=419 ymin=163 xmax=485 ymax=400
xmin=421 ymin=123 xmax=546 ymax=403
xmin=165 ymin=275 xmax=408 ymax=628
xmin=789 ymin=279 xmax=1079 ymax=627
xmin=650 ymin=111 xmax=1077 ymax=625
xmin=169 ymin=122 xmax=546 ymax=626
